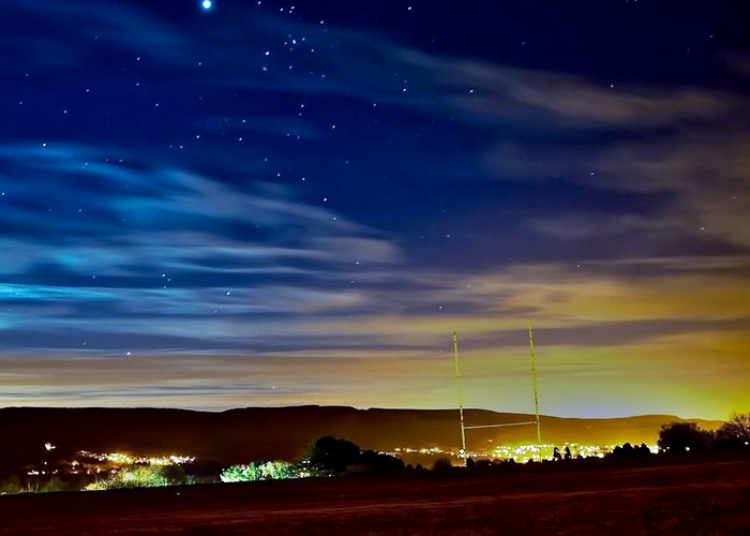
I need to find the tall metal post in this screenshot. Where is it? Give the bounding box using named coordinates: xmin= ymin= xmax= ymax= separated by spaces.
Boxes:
xmin=452 ymin=331 xmax=467 ymax=457
xmin=528 ymin=320 xmax=542 ymax=446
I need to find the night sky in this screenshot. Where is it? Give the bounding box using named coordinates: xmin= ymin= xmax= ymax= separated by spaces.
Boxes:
xmin=2 ymin=0 xmax=748 ymax=418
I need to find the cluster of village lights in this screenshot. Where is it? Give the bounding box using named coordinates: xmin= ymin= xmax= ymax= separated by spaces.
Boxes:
xmin=392 ymin=443 xmax=659 ymax=463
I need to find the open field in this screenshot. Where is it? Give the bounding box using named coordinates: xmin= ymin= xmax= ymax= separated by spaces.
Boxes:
xmin=1 ymin=457 xmax=748 ymax=535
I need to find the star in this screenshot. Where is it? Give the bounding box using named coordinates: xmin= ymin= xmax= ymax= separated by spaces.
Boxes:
xmin=202 ymin=0 xmax=213 ymax=11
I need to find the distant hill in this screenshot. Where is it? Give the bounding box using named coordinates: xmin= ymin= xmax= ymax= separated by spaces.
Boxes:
xmin=0 ymin=406 xmax=722 ymax=475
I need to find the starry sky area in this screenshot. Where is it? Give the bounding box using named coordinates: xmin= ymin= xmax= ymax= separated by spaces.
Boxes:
xmin=1 ymin=0 xmax=749 ymax=419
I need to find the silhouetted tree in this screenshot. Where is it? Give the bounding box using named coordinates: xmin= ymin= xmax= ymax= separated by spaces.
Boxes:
xmin=432 ymin=457 xmax=453 ymax=471
xmin=657 ymin=422 xmax=712 ymax=452
xmin=475 ymin=459 xmax=492 ymax=469
xmin=306 ymin=436 xmax=361 ymax=473
xmin=715 ymin=413 xmax=750 ymax=448
xmin=359 ymin=449 xmax=405 ymax=473
xmin=611 ymin=442 xmax=651 ymax=458
xmin=465 ymin=457 xmax=475 ymax=469
xmin=305 ymin=437 xmax=404 ymax=474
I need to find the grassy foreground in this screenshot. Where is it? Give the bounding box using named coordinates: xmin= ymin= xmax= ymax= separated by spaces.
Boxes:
xmin=0 ymin=456 xmax=748 ymax=535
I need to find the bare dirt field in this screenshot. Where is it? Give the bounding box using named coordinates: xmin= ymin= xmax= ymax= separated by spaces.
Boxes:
xmin=1 ymin=457 xmax=748 ymax=535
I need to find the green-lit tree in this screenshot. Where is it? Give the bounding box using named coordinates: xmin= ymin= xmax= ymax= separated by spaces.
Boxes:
xmin=85 ymin=465 xmax=185 ymax=491
xmin=220 ymin=461 xmax=300 ymax=483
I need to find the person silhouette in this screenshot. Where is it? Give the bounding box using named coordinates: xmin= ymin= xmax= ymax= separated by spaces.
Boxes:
xmin=553 ymin=447 xmax=562 ymax=460
xmin=564 ymin=446 xmax=572 ymax=460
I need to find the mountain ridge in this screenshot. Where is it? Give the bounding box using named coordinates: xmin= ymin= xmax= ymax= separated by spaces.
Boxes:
xmin=0 ymin=405 xmax=724 ymax=475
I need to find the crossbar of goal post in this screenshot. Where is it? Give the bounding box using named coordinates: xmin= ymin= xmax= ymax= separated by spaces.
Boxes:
xmin=463 ymin=421 xmax=537 ymax=430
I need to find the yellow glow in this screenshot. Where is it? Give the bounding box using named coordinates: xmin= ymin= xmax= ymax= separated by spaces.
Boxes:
xmin=1 ymin=260 xmax=747 ymax=419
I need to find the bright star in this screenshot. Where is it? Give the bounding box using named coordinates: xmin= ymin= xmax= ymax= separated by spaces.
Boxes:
xmin=202 ymin=0 xmax=213 ymax=10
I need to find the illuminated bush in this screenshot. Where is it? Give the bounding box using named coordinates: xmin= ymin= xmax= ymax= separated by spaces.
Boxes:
xmin=0 ymin=476 xmax=24 ymax=495
xmin=85 ymin=465 xmax=186 ymax=490
xmin=39 ymin=477 xmax=69 ymax=493
xmin=220 ymin=461 xmax=301 ymax=483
